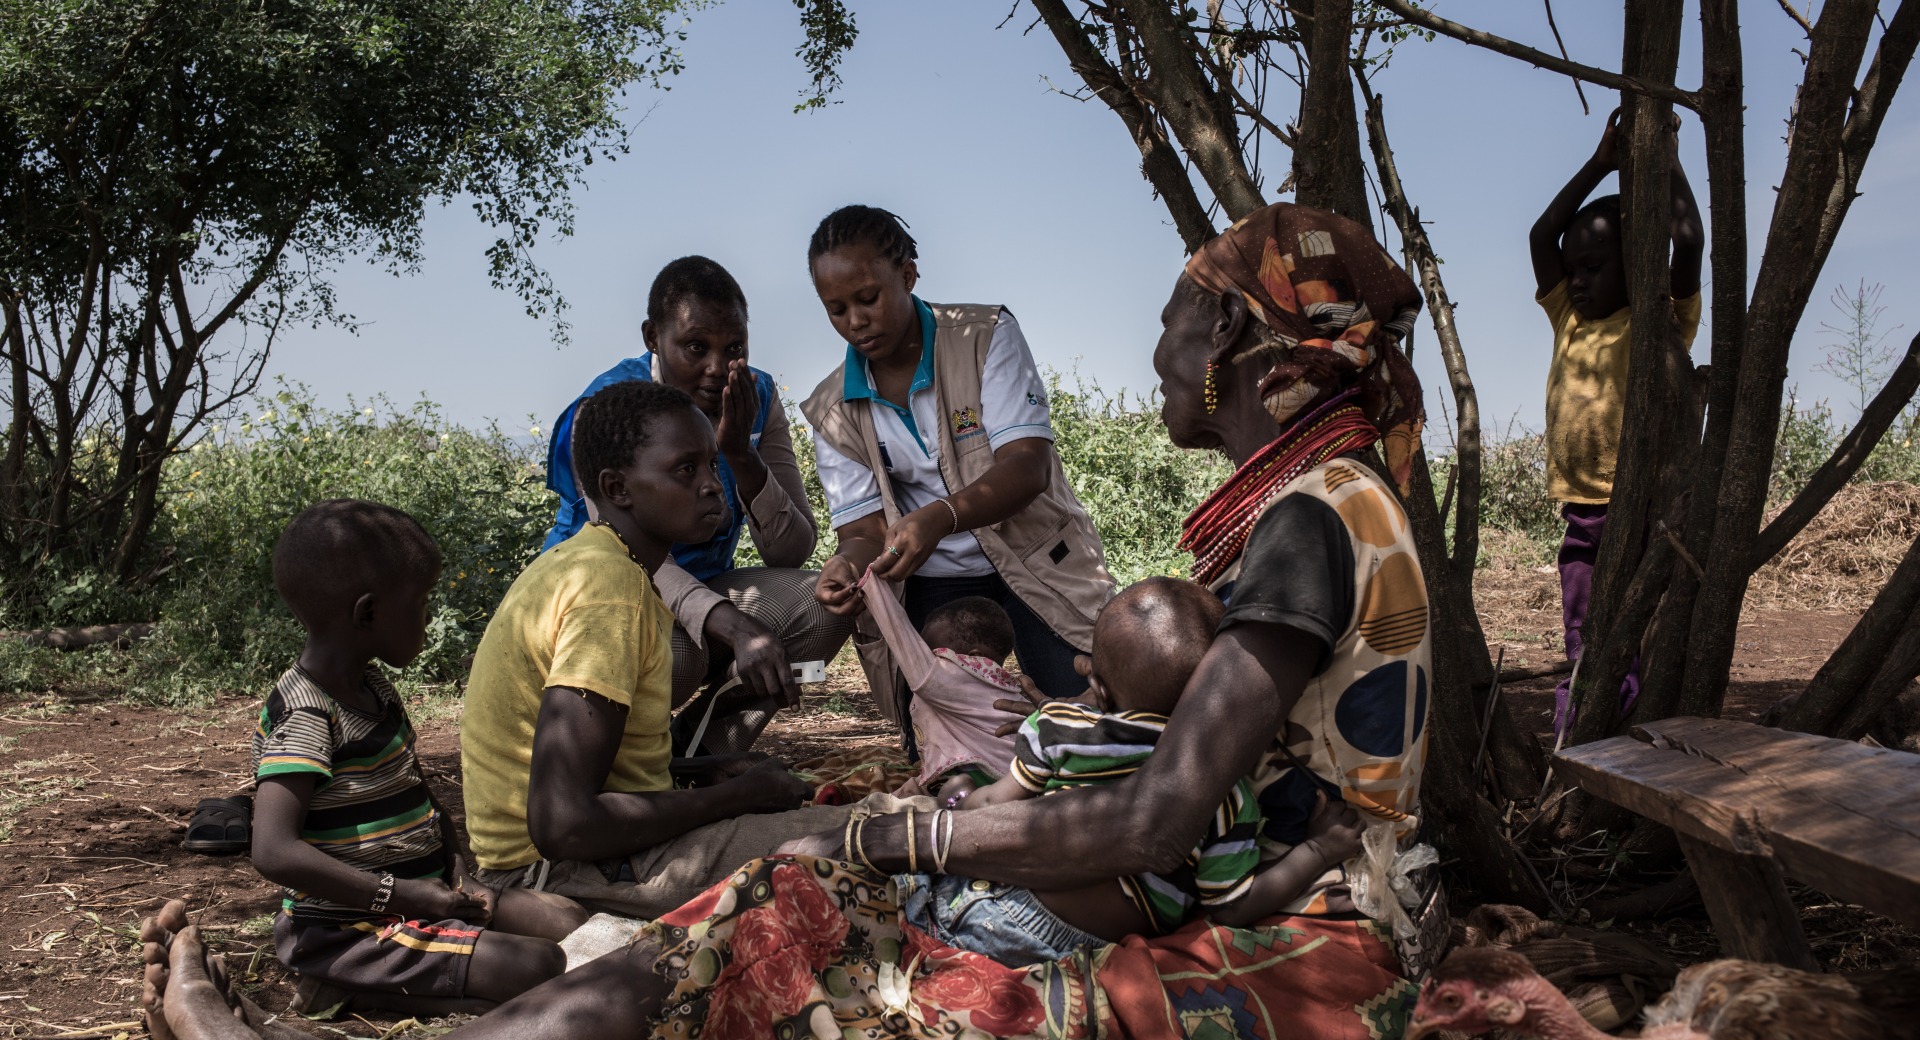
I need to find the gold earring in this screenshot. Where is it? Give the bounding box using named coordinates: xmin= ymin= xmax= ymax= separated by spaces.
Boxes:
xmin=1203 ymin=361 xmax=1220 ymax=414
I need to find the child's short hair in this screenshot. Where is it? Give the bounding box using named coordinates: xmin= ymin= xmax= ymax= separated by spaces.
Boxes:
xmin=648 ymin=255 xmax=748 ymax=325
xmin=922 ymin=596 xmax=1015 ymax=663
xmin=272 ymin=500 xmax=441 ymax=625
xmin=1092 ymin=577 xmax=1224 ymax=716
xmin=1566 ymin=194 xmax=1622 ymax=243
xmin=808 ymin=205 xmax=918 ymax=269
xmin=571 ymin=379 xmax=698 ymax=504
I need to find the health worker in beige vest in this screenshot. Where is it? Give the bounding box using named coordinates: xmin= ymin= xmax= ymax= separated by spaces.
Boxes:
xmin=802 ymin=206 xmax=1115 ymax=714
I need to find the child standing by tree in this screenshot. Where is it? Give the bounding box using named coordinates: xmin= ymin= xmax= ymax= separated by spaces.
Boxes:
xmin=1530 ymin=111 xmax=1704 ymax=735
xmin=252 ymin=500 xmax=586 ymax=1015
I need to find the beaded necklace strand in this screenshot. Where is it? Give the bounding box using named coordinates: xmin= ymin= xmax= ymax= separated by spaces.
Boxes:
xmin=1180 ymin=391 xmax=1379 ymax=586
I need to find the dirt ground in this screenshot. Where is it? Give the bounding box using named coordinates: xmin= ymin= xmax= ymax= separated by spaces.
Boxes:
xmin=0 ymin=670 xmax=897 ymax=1038
xmin=0 ymin=571 xmax=1911 ymax=1036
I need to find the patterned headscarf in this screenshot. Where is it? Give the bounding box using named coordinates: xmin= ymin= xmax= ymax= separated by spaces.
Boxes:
xmin=1185 ymin=202 xmax=1426 ymax=487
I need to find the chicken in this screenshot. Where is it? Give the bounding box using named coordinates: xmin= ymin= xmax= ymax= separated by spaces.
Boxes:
xmin=1406 ymin=946 xmax=1920 ymax=1040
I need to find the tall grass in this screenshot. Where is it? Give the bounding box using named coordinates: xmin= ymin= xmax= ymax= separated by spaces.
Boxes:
xmin=6 ymin=371 xmax=1912 ymax=705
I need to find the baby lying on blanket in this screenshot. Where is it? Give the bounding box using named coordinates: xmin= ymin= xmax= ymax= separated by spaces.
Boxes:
xmin=896 ymin=577 xmax=1367 ymax=967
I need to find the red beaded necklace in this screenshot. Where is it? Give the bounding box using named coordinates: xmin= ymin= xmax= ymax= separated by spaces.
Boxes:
xmin=1181 ymin=391 xmax=1379 ymax=586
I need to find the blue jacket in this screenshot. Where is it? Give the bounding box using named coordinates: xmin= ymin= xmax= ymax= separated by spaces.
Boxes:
xmin=542 ymin=354 xmax=775 ymax=580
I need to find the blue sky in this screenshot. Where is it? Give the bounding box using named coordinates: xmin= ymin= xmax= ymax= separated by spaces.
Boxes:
xmin=262 ymin=2 xmax=1920 ymax=447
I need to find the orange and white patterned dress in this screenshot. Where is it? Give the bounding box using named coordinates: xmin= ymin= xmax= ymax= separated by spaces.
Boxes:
xmin=1206 ymin=455 xmax=1431 ymax=915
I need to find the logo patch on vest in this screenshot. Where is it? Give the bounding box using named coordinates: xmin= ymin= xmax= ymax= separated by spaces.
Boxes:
xmin=950 ymin=405 xmax=982 ymax=440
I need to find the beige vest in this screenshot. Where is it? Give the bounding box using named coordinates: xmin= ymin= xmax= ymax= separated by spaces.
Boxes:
xmin=803 ymin=303 xmax=1115 ymax=655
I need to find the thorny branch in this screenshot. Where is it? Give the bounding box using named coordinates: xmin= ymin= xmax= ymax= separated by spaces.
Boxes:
xmin=1373 ymin=0 xmax=1702 ymax=110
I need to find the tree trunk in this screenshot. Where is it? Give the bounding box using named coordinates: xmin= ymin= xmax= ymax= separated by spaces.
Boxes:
xmin=1676 ymin=1 xmax=1881 ymax=719
xmin=1117 ymin=0 xmax=1266 ymax=220
xmin=1638 ymin=0 xmax=1752 ymax=719
xmin=2 ymin=294 xmax=29 ymax=545
xmin=1292 ymin=0 xmax=1373 ymax=231
xmin=1831 ymin=613 xmax=1920 ymax=739
xmin=1565 ymin=0 xmax=1689 ymax=750
xmin=1403 ymin=446 xmax=1551 ymax=911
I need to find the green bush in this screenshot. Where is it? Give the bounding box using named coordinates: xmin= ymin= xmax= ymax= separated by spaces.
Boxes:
xmin=1046 ymin=373 xmax=1229 ymax=585
xmin=1 ymin=384 xmax=554 ymax=704
xmin=17 ymin=366 xmax=1906 ymax=706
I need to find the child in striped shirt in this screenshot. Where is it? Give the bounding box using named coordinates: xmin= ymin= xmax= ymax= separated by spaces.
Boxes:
xmin=908 ymin=578 xmax=1365 ymax=965
xmin=251 ymin=500 xmax=586 ymax=1015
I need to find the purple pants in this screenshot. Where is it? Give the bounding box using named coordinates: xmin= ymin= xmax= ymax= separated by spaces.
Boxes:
xmin=1555 ymin=503 xmax=1640 ymax=738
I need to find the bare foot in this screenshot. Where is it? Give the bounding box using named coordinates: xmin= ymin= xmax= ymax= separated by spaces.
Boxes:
xmin=139 ymin=900 xmax=296 ymax=1040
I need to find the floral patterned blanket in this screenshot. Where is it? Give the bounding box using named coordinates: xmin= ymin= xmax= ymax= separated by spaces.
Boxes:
xmin=645 ymin=856 xmax=1417 ymax=1040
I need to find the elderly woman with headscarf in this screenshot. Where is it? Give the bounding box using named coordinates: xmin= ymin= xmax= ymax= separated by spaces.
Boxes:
xmin=139 ymin=205 xmax=1437 ymax=1040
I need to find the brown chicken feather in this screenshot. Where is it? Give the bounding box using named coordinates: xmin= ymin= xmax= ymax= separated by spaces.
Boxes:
xmin=1642 ymin=960 xmax=1920 ymax=1040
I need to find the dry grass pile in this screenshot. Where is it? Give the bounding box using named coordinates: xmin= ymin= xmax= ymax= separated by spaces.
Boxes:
xmin=1749 ymin=481 xmax=1920 ymax=611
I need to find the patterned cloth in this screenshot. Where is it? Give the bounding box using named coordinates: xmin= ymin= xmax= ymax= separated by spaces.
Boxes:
xmin=1011 ymin=703 xmax=1261 ymax=932
xmin=642 ymin=856 xmax=1416 ymax=1040
xmin=1184 ymin=202 xmax=1424 ymax=488
xmin=1211 ymin=456 xmax=1431 ymax=916
xmin=791 ymin=746 xmax=920 ymax=805
xmin=252 ymin=665 xmax=445 ymax=925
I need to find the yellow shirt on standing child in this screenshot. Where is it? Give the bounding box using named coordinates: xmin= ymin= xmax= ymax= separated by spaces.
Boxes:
xmin=1539 ymin=280 xmax=1702 ymax=504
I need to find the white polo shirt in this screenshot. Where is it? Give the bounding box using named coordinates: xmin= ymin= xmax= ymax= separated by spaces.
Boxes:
xmin=814 ymin=300 xmax=1055 ymax=577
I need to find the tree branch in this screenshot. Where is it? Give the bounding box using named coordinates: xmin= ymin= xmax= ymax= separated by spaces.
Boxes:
xmin=1780 ymin=528 xmax=1920 ymax=735
xmin=1360 ymin=78 xmax=1479 ymax=587
xmin=1029 ymin=0 xmax=1218 ymax=250
xmin=1371 ymin=0 xmax=1702 ymax=110
xmin=1776 ymin=0 xmax=1814 ymax=38
xmin=1117 ymin=0 xmax=1266 ymax=219
xmin=1542 ymin=0 xmax=1591 ymax=114
xmin=1750 ymin=327 xmax=1920 ymax=568
xmin=1810 ymin=0 xmax=1920 ymax=270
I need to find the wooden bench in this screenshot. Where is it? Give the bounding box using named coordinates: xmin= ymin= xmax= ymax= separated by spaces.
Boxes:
xmin=1554 ymin=716 xmax=1920 ymax=970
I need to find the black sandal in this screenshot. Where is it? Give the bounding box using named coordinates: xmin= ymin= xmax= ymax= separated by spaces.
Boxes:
xmin=182 ymin=795 xmax=251 ymax=855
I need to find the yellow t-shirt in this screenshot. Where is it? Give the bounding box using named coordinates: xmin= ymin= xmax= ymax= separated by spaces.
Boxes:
xmin=461 ymin=523 xmax=673 ymax=870
xmin=1540 ymin=280 xmax=1703 ymax=504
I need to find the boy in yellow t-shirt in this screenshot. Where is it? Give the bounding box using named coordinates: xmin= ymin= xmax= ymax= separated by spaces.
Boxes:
xmin=462 ymin=379 xmax=815 ymax=915
xmin=1528 ymin=110 xmax=1703 ymax=736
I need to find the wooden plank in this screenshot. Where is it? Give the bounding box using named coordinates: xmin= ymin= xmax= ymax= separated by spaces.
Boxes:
xmin=1555 ymin=737 xmax=1783 ymax=852
xmin=1633 ymin=717 xmax=1920 ymax=832
xmin=1677 ymin=832 xmax=1819 ymax=971
xmin=1556 ymin=733 xmax=1920 ymax=928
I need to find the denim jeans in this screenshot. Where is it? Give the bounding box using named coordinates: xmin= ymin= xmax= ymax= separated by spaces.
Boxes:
xmin=895 ymin=872 xmax=1104 ymax=967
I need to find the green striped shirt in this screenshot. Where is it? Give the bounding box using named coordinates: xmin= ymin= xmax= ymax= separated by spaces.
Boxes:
xmin=1012 ymin=703 xmax=1261 ymax=933
xmin=252 ymin=666 xmax=444 ymax=924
